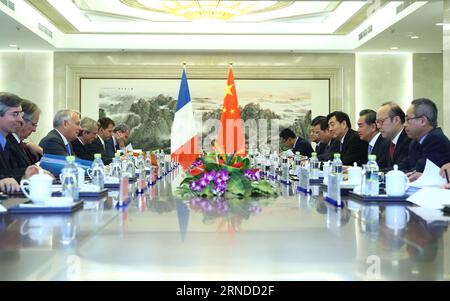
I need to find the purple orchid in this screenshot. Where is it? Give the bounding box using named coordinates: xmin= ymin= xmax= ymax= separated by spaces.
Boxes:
xmin=191 ymin=159 xmax=203 ymax=167
xmin=189 ymin=180 xmax=203 ymax=192
xmin=243 ymin=169 xmax=261 ymax=181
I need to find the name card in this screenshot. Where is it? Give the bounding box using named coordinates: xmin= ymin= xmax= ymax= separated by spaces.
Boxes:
xmin=325 ymin=174 xmax=342 ymax=207
xmin=297 ymin=167 xmax=311 ymax=194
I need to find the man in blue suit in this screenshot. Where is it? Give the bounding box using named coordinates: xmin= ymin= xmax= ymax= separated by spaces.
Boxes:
xmin=279 ymin=128 xmax=313 ymax=157
xmin=404 ymin=98 xmax=450 ymax=181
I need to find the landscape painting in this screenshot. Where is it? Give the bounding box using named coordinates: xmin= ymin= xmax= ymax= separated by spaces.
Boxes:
xmin=80 ymin=78 xmax=329 ymax=152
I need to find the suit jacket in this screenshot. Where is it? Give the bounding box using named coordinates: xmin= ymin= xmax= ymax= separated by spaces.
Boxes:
xmin=292 ymin=137 xmax=314 ymax=157
xmin=39 ymin=129 xmax=74 ymax=156
xmin=340 ymin=129 xmax=368 ymax=166
xmin=71 ymin=138 xmax=94 ymax=161
xmin=386 ymin=128 xmax=412 ymax=172
xmin=316 ymin=142 xmax=325 ymax=156
xmin=85 ymin=136 xmax=112 ymax=165
xmin=369 ymin=134 xmax=389 ymax=169
xmin=404 ymin=127 xmax=450 ymax=173
xmin=0 ymin=135 xmax=27 ymax=181
xmin=104 ymin=138 xmax=117 ymax=159
xmin=317 ymin=139 xmax=340 ymax=162
xmin=6 ymin=134 xmax=32 ymax=168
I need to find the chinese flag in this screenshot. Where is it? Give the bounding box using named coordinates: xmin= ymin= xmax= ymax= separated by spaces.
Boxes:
xmin=217 ymin=67 xmax=246 ymax=155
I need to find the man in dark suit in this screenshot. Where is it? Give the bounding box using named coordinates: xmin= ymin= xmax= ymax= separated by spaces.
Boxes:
xmin=357 ymin=109 xmax=389 ymax=169
xmin=376 ymin=102 xmax=411 ymax=171
xmin=404 ymin=98 xmax=450 ymax=181
xmin=310 ymin=116 xmax=323 ymax=153
xmin=310 ymin=116 xmax=339 ymax=162
xmin=107 ymin=123 xmax=130 ymax=156
xmin=86 ymin=117 xmax=115 ymax=164
xmin=71 ymin=117 xmax=99 ymax=161
xmin=39 ymin=109 xmax=81 ymax=156
xmin=0 ymin=92 xmax=28 ymax=181
xmin=10 ymin=99 xmax=42 ymax=167
xmin=279 ymin=128 xmax=313 ymax=157
xmin=327 ymin=111 xmax=368 ymax=166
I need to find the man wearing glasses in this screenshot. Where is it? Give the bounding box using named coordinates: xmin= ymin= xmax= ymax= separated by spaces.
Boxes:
xmin=376 ymin=102 xmax=411 ymax=171
xmin=0 ymin=92 xmax=27 ymax=180
xmin=404 ymin=98 xmax=450 ymax=181
xmin=0 ymin=93 xmax=43 ymax=193
xmin=8 ymin=99 xmax=42 ymax=166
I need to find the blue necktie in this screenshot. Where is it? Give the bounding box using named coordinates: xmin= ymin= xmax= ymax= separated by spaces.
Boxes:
xmin=65 ymin=144 xmax=71 ymax=155
xmin=368 ymin=145 xmax=373 ymax=154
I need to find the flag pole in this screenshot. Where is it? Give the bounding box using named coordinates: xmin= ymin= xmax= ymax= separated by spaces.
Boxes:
xmin=229 ymin=62 xmax=233 ymax=68
xmin=183 ymin=62 xmax=187 ymax=70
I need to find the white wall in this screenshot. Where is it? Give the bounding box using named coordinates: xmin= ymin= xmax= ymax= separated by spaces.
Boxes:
xmin=355 ymin=53 xmax=413 ymax=124
xmin=444 ymin=0 xmax=450 ymax=136
xmin=0 ymin=52 xmax=53 ymax=143
xmin=413 ymin=53 xmax=443 ymax=129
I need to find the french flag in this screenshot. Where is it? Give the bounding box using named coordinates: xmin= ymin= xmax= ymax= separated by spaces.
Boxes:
xmin=171 ymin=68 xmax=200 ymax=170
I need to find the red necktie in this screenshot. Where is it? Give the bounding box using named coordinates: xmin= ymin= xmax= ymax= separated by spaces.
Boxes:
xmin=20 ymin=141 xmax=34 ymax=163
xmin=390 ymin=142 xmax=395 ymax=160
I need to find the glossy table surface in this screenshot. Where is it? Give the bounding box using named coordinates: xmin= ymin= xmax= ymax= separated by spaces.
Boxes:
xmin=1 ymin=169 xmax=449 ymax=281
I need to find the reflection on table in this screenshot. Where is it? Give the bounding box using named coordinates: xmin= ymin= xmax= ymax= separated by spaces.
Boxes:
xmin=0 ymin=170 xmax=449 ymax=280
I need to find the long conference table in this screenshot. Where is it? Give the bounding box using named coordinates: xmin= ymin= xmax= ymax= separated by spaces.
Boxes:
xmin=0 ymin=169 xmax=449 ymax=281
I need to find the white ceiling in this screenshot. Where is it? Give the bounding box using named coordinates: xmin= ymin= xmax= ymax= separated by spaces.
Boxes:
xmin=0 ymin=0 xmax=444 ymax=52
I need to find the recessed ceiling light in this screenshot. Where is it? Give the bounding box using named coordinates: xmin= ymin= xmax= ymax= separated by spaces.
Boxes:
xmin=390 ymin=47 xmax=399 ymax=50
xmin=410 ymin=36 xmax=419 ymax=39
xmin=8 ymin=44 xmax=17 ymax=48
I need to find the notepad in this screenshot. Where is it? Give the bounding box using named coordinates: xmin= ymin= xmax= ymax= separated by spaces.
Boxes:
xmin=407 ymin=187 xmax=450 ymax=209
xmin=410 ymin=159 xmax=446 ymax=188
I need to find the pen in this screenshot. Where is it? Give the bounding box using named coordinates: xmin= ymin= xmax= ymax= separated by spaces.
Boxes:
xmin=445 ymin=170 xmax=450 ymax=184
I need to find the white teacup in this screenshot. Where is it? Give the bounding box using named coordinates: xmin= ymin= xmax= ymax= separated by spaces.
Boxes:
xmin=385 ymin=165 xmax=409 ymax=196
xmin=385 ymin=206 xmax=410 ymax=231
xmin=20 ymin=172 xmax=53 ymax=204
xmin=347 ymin=163 xmax=362 ymax=185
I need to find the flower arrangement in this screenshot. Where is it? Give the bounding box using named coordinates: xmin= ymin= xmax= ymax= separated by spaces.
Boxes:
xmin=176 ymin=153 xmax=278 ymax=199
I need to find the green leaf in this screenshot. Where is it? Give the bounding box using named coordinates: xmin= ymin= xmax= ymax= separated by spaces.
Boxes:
xmin=241 ymin=158 xmax=250 ymax=169
xmin=227 ymin=173 xmax=246 ymax=196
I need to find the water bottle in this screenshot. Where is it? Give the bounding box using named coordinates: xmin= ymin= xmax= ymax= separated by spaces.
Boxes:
xmin=122 ymin=152 xmax=135 ymax=178
xmin=136 ymin=152 xmax=145 ymax=170
xmin=160 ymin=150 xmax=166 ymax=177
xmin=90 ymin=153 xmax=105 ymax=189
xmin=249 ymin=149 xmax=256 ymax=168
xmin=294 ymin=151 xmax=302 ymax=177
xmin=137 ymin=164 xmax=146 ymax=194
xmin=111 ymin=153 xmax=122 ymax=180
xmin=145 ymin=151 xmax=152 ymax=168
xmin=281 ymin=156 xmax=289 ymax=184
xmin=309 ymin=152 xmax=320 ymax=180
xmin=264 ymin=153 xmax=271 ymax=178
xmin=331 ymin=153 xmax=343 ymax=183
xmin=270 ymin=151 xmax=279 ymax=180
xmin=365 ymin=154 xmax=379 ymax=196
xmin=61 ymin=156 xmax=79 ymax=201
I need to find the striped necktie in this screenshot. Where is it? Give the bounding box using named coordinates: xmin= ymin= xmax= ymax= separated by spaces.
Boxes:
xmin=65 ymin=144 xmax=71 ymax=155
